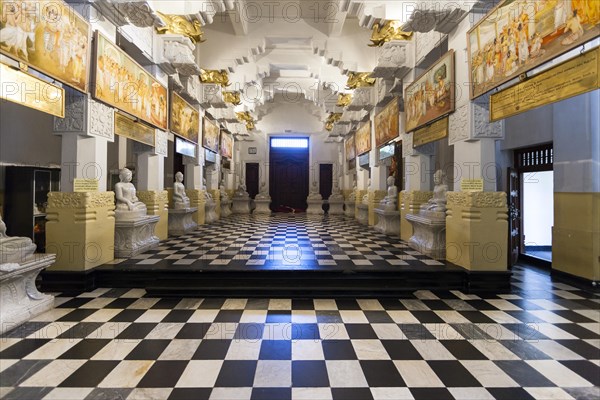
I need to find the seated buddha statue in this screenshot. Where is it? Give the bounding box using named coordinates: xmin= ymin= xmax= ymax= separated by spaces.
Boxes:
xmin=202 ymin=178 xmax=213 ymax=202
xmin=234 ymin=184 xmax=249 ymax=198
xmin=380 ymin=176 xmax=398 ymax=211
xmin=0 ymin=214 xmax=37 ymax=264
xmin=172 ymin=172 xmax=190 ymax=209
xmin=220 ymin=184 xmax=230 ymax=202
xmin=421 ymin=170 xmax=448 ymax=214
xmin=114 ymin=168 xmax=147 ymax=220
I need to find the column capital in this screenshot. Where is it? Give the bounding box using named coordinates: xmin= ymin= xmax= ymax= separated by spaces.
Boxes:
xmin=53 ymin=91 xmax=115 ymax=142
xmin=449 ymin=98 xmax=504 ymax=145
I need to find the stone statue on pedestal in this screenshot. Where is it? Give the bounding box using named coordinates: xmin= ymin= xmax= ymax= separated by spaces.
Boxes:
xmin=256 ymin=182 xmax=270 ymax=200
xmin=307 ymin=181 xmax=322 ymax=200
xmin=203 ymin=178 xmax=213 ymax=201
xmin=0 ymin=214 xmax=36 ymax=264
xmin=349 ymin=185 xmax=357 ymax=202
xmin=380 ymin=176 xmax=398 ymax=211
xmin=234 ymin=184 xmax=249 ymax=198
xmin=330 ymin=181 xmax=344 ymax=201
xmin=173 ymin=172 xmax=190 ymax=209
xmin=220 ymin=184 xmax=230 ymax=202
xmin=115 ymin=168 xmax=148 ymax=220
xmin=420 ymin=170 xmax=448 ymax=214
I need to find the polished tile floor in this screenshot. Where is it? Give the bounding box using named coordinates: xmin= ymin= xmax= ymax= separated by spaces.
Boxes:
xmin=1 ymin=266 xmax=599 ymax=400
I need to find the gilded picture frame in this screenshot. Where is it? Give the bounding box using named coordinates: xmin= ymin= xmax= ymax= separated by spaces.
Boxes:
xmin=170 ymin=91 xmax=199 ymax=144
xmin=221 ymin=131 xmax=233 ymax=159
xmin=0 ymin=0 xmax=91 ymax=92
xmin=345 ymin=134 xmax=356 ymax=161
xmin=404 ymin=51 xmax=455 ymax=133
xmin=355 ymin=121 xmax=372 ymax=156
xmin=467 ymin=0 xmax=600 ymax=99
xmin=202 ymin=116 xmax=219 ymax=153
xmin=93 ymin=31 xmax=168 ymax=130
xmin=375 ymin=97 xmax=401 ymax=147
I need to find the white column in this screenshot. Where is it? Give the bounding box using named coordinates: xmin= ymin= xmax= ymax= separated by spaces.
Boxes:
xmin=60 ymin=134 xmax=109 ymax=192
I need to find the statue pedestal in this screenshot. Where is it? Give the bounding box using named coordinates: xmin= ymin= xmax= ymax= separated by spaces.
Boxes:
xmin=374 ymin=209 xmax=401 ymax=236
xmin=168 ymin=208 xmax=198 ymax=236
xmin=115 ymin=215 xmax=160 ymax=258
xmin=357 ymin=204 xmax=369 ymax=225
xmin=254 ymin=198 xmax=272 ymax=214
xmin=344 ymin=200 xmax=355 ymax=217
xmin=220 ymin=199 xmax=232 ymax=218
xmin=232 ymin=197 xmax=251 ymax=214
xmin=306 ymin=199 xmax=324 ymax=215
xmin=328 ymin=198 xmax=344 ymax=215
xmin=406 ymin=213 xmax=446 ymax=260
xmin=205 ymin=200 xmax=217 ymax=224
xmin=0 ymin=254 xmax=56 ymax=335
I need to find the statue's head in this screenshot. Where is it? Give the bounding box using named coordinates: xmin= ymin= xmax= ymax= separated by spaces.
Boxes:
xmin=119 ymin=168 xmax=132 ymax=183
xmin=175 ymin=172 xmax=184 ymax=183
xmin=434 ymin=170 xmax=444 ymax=185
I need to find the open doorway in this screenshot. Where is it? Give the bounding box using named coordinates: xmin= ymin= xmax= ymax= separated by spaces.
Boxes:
xmin=269 ymin=137 xmax=309 ymax=212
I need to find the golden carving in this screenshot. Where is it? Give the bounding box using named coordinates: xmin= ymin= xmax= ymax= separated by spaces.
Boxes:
xmin=337 ymin=93 xmax=353 ymax=107
xmin=447 ymin=192 xmax=507 ymax=208
xmin=236 ymin=112 xmax=255 ymax=131
xmin=137 ymin=190 xmax=169 ymax=204
xmin=369 ymin=20 xmax=413 ymax=47
xmin=47 ymin=192 xmax=115 ymax=209
xmin=413 ymin=117 xmax=449 ymax=147
xmin=401 ymin=190 xmax=433 ymax=204
xmin=325 ymin=113 xmax=343 ymax=132
xmin=156 ymin=12 xmax=205 ymax=44
xmin=346 ymin=72 xmax=376 ymax=90
xmin=200 ymin=69 xmax=230 ymax=87
xmin=223 ymin=91 xmax=242 ymax=106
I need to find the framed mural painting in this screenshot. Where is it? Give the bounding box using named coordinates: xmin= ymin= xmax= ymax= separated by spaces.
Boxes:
xmin=202 ymin=116 xmax=219 ymax=153
xmin=468 ymin=0 xmax=600 ymax=99
xmin=355 ymin=121 xmax=372 ymax=156
xmin=93 ymin=31 xmax=168 ymax=130
xmin=170 ymin=91 xmax=199 ymax=144
xmin=221 ymin=131 xmax=233 ymax=159
xmin=404 ymin=51 xmax=455 ymax=133
xmin=375 ymin=97 xmax=400 ymax=146
xmin=0 ymin=0 xmax=91 ymax=92
xmin=345 ymin=134 xmax=356 ymax=161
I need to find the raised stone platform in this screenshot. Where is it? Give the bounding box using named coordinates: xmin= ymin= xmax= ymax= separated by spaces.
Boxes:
xmin=344 ymin=200 xmax=355 ymax=217
xmin=232 ymin=198 xmax=251 ymax=214
xmin=168 ymin=208 xmax=198 ymax=236
xmin=357 ymin=204 xmax=369 ymax=225
xmin=205 ymin=201 xmax=217 ymax=224
xmin=115 ymin=215 xmax=160 ymax=258
xmin=406 ymin=213 xmax=446 ymax=260
xmin=328 ymin=199 xmax=344 ymax=215
xmin=254 ymin=199 xmax=272 ymax=214
xmin=374 ymin=209 xmax=401 ymax=236
xmin=220 ymin=200 xmax=232 ymax=218
xmin=1 ymin=254 xmax=56 ymax=335
xmin=306 ymin=199 xmax=324 ymax=215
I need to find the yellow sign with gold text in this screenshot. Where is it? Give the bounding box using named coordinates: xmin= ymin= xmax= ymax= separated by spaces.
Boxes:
xmin=461 ymin=179 xmax=484 ymax=193
xmin=491 ymin=48 xmax=599 ymax=122
xmin=114 ymin=112 xmax=156 ymax=147
xmin=73 ymin=179 xmax=99 ymax=193
xmin=413 ymin=117 xmax=449 ymax=148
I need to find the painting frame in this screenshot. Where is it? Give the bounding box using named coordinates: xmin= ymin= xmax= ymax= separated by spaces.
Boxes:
xmin=345 ymin=134 xmax=356 ymax=161
xmin=221 ymin=131 xmax=233 ymax=159
xmin=467 ymin=0 xmax=600 ymax=100
xmin=202 ymin=116 xmax=219 ymax=154
xmin=93 ymin=31 xmax=168 ymax=130
xmin=0 ymin=0 xmax=92 ymax=92
xmin=404 ymin=51 xmax=455 ymax=133
xmin=375 ymin=97 xmax=401 ymax=147
xmin=170 ymin=91 xmax=199 ymax=144
xmin=355 ymin=121 xmax=372 ymax=156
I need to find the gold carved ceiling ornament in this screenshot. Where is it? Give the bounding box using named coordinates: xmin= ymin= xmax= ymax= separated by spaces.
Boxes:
xmin=369 ymin=20 xmax=413 ymax=47
xmin=236 ymin=112 xmax=255 ymax=131
xmin=337 ymin=93 xmax=353 ymax=108
xmin=200 ymin=69 xmax=231 ymax=88
xmin=346 ymin=72 xmax=376 ymax=90
xmin=223 ymin=91 xmax=241 ymax=106
xmin=325 ymin=113 xmax=343 ymax=132
xmin=156 ymin=12 xmax=205 ymax=44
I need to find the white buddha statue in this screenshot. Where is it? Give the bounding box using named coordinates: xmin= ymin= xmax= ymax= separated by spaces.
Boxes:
xmin=256 ymin=182 xmax=270 ymax=200
xmin=362 ymin=179 xmax=371 ymax=205
xmin=234 ymin=184 xmax=249 ymax=198
xmin=421 ymin=170 xmax=448 ymax=213
xmin=220 ymin=184 xmax=230 ymax=202
xmin=202 ymin=178 xmax=213 ymax=202
xmin=330 ymin=181 xmax=343 ymax=201
xmin=380 ymin=176 xmax=398 ymax=211
xmin=115 ymin=168 xmax=147 ymax=220
xmin=348 ymin=184 xmax=357 ymax=202
xmin=307 ymin=181 xmax=322 ymax=200
xmin=0 ymin=214 xmax=37 ymax=264
xmin=173 ymin=172 xmax=190 ymax=209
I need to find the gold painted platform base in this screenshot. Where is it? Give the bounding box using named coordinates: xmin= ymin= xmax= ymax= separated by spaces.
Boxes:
xmin=368 ymin=190 xmax=386 ymax=226
xmin=446 ymin=192 xmax=508 ymax=271
xmin=187 ymin=190 xmax=206 ymax=225
xmin=400 ymin=191 xmax=433 ymax=241
xmin=46 ymin=192 xmax=116 ymax=271
xmin=138 ymin=191 xmax=169 ymax=240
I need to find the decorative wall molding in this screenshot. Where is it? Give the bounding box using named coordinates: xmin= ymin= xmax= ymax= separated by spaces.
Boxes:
xmin=88 ymin=101 xmax=115 ymax=141
xmin=161 ymin=36 xmax=201 ymax=76
xmin=372 ymin=41 xmax=413 ymax=80
xmin=53 ymin=90 xmax=86 ymax=133
xmin=447 ymin=191 xmax=507 ymax=208
xmin=401 ymin=190 xmax=434 ymax=204
xmin=415 ymin=31 xmax=443 ymax=64
xmin=155 ymin=130 xmax=168 ymax=156
xmin=137 ymin=190 xmax=169 ymax=204
xmin=47 ymin=192 xmax=116 ymax=209
xmin=448 ymin=103 xmax=470 ymax=145
xmin=472 ymin=99 xmax=504 ymax=140
xmin=54 ymin=92 xmax=114 ymax=141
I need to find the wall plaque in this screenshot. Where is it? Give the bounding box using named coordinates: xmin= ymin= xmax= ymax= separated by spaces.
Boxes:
xmin=73 ymin=178 xmax=99 ymax=192
xmin=413 ymin=117 xmax=449 ymax=148
xmin=461 ymin=179 xmax=484 ymax=192
xmin=491 ymin=47 xmax=599 ymax=121
xmin=114 ymin=112 xmax=155 ymax=146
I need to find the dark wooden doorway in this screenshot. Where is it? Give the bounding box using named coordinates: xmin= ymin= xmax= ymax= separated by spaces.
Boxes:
xmin=245 ymin=163 xmax=259 ymax=199
xmin=320 ymin=164 xmax=333 ymax=213
xmin=269 ymin=138 xmax=309 ymax=211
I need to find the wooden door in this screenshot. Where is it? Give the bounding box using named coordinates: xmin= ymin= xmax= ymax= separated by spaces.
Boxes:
xmin=320 ymin=164 xmax=333 ymax=213
xmin=270 ymin=146 xmax=309 ymax=211
xmin=245 ymin=163 xmax=259 ymax=199
xmin=508 ymin=168 xmax=521 ymax=267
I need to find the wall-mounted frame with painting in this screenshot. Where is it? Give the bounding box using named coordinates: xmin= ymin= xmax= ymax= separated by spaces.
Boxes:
xmin=0 ymin=0 xmax=91 ymax=92
xmin=468 ymin=0 xmax=600 ymax=99
xmin=221 ymin=131 xmax=233 ymax=159
xmin=170 ymin=91 xmax=199 ymax=143
xmin=375 ymin=97 xmax=400 ymax=147
xmin=202 ymin=116 xmax=219 ymax=153
xmin=345 ymin=134 xmax=356 ymax=161
xmin=355 ymin=121 xmax=372 ymax=156
xmin=404 ymin=51 xmax=455 ymax=133
xmin=93 ymin=32 xmax=168 ymax=130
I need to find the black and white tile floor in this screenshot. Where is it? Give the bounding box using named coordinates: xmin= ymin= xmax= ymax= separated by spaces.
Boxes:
xmin=1 ymin=215 xmax=599 ymax=400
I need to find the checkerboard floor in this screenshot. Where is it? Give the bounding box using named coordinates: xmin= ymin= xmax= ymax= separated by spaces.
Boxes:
xmin=103 ymin=214 xmax=447 ymax=270
xmin=2 ymin=266 xmax=599 ymax=400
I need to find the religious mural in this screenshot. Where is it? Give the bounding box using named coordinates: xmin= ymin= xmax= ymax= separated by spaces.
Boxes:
xmin=202 ymin=116 xmax=219 ymax=153
xmin=221 ymin=131 xmax=233 ymax=159
xmin=355 ymin=121 xmax=372 ymax=156
xmin=170 ymin=91 xmax=199 ymax=144
xmin=345 ymin=134 xmax=356 ymax=161
xmin=375 ymin=97 xmax=400 ymax=147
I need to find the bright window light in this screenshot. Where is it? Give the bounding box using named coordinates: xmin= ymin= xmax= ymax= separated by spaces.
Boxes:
xmin=271 ymin=138 xmax=309 ymax=148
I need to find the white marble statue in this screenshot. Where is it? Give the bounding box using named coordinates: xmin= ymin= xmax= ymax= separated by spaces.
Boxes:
xmin=115 ymin=168 xmax=147 ymax=220
xmin=421 ymin=170 xmax=448 ymax=213
xmin=256 ymin=182 xmax=270 ymax=200
xmin=220 ymin=184 xmax=230 ymax=202
xmin=349 ymin=185 xmax=357 ymax=202
xmin=380 ymin=176 xmax=398 ymax=210
xmin=330 ymin=181 xmax=343 ymax=201
xmin=362 ymin=179 xmax=371 ymax=205
xmin=234 ymin=184 xmax=249 ymax=198
xmin=173 ymin=172 xmax=190 ymax=209
xmin=0 ymin=214 xmax=36 ymax=264
xmin=202 ymin=178 xmax=214 ymax=202
xmin=307 ymin=181 xmax=322 ymax=200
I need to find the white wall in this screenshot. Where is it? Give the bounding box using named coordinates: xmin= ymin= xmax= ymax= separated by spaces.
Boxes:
xmin=523 ymin=171 xmax=554 ymax=246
